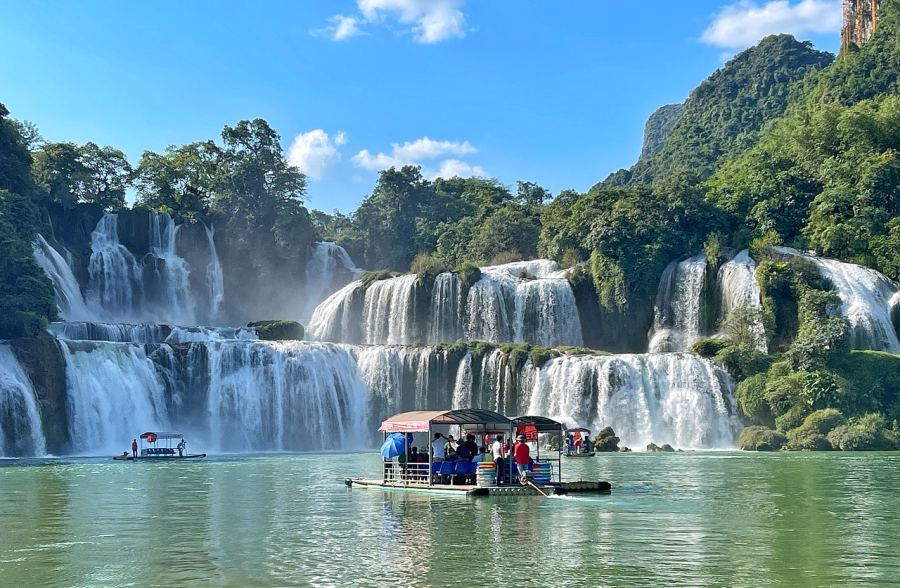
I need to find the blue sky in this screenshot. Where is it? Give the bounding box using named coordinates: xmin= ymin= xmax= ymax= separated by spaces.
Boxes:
xmin=0 ymin=1 xmax=842 ymax=213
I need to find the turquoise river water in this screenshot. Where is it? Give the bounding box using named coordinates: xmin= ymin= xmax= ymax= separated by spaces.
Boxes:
xmin=1 ymin=452 xmax=899 ymax=587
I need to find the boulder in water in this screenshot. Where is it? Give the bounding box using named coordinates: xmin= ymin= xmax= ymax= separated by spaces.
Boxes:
xmin=661 ymin=444 xmax=675 ymax=452
xmin=248 ymin=320 xmax=305 ymax=341
xmin=595 ymin=426 xmax=620 ymax=452
xmin=618 ymin=446 xmax=632 ymax=452
xmin=646 ymin=443 xmax=660 ymax=452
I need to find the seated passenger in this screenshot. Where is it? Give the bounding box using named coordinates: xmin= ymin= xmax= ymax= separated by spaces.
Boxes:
xmin=456 ymin=434 xmax=477 ymax=461
xmin=471 ymin=446 xmax=487 ymax=464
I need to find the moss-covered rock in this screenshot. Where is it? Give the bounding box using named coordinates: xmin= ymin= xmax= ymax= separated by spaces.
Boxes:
xmin=248 ymin=320 xmax=305 ymax=341
xmin=10 ymin=335 xmax=69 ymax=453
xmin=738 ymin=426 xmax=787 ymax=451
xmin=360 ymin=269 xmax=396 ymax=289
xmin=454 ymin=261 xmax=482 ymax=291
xmin=691 ymin=337 xmax=730 ymax=358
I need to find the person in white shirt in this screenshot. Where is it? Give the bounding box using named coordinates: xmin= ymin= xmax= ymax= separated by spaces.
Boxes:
xmin=491 ymin=435 xmax=505 ymax=485
xmin=431 ymin=433 xmax=446 ymax=462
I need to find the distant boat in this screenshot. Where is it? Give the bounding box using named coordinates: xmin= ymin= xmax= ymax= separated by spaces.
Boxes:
xmin=113 ymin=431 xmax=206 ymax=461
xmin=563 ymin=427 xmax=596 ymax=457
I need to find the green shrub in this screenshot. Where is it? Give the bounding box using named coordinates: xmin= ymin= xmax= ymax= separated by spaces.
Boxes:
xmin=454 ymin=261 xmax=482 ymax=290
xmin=739 ymin=426 xmax=786 ymax=451
xmin=775 ymin=404 xmax=809 ymax=432
xmin=690 ymin=338 xmax=730 ymax=358
xmin=488 ymin=250 xmax=523 ymax=265
xmin=827 ymin=413 xmax=899 ymax=451
xmin=714 ymin=344 xmax=771 ymax=380
xmin=785 ymin=428 xmax=833 ymax=451
xmin=830 ymin=351 xmax=900 ymax=416
xmin=361 ymin=269 xmax=395 ymax=288
xmin=410 ymin=252 xmax=449 ymax=284
xmin=560 ymin=248 xmax=582 ymax=269
xmin=801 ymin=408 xmax=845 ymax=435
xmin=798 ymin=370 xmax=848 ymax=411
xmin=737 ymin=373 xmax=774 ymax=426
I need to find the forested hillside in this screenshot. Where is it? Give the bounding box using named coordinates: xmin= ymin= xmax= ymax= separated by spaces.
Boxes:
xmin=1 ymin=0 xmax=898 ymax=451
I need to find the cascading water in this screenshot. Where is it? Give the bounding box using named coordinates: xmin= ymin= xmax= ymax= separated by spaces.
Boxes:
xmin=49 ymin=322 xmax=167 ymax=343
xmin=32 ymin=235 xmax=95 ymax=321
xmin=362 ymin=275 xmax=419 ymax=345
xmin=205 ymin=224 xmax=225 ymax=321
xmin=308 ymin=259 xmax=583 ymax=347
xmin=523 ymin=353 xmax=740 ymax=449
xmin=147 ymin=212 xmax=197 ymax=325
xmin=0 ymin=345 xmax=47 ymax=457
xmin=774 ymin=247 xmax=900 ymax=353
xmin=301 ymin=242 xmax=364 ymax=324
xmin=430 ymin=273 xmax=463 ymax=343
xmin=87 ymin=213 xmax=142 ymax=320
xmin=717 ymin=250 xmax=767 ymax=351
xmin=649 ymin=254 xmax=708 ymax=352
xmin=205 ymin=341 xmax=369 ymax=452
xmin=60 ymin=341 xmax=171 ymax=455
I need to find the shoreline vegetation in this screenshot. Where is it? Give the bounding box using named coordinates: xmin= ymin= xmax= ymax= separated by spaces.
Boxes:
xmin=2 ymin=2 xmax=899 ymax=453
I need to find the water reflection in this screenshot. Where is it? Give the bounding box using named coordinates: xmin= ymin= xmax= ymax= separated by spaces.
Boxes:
xmin=1 ymin=452 xmax=898 ymax=586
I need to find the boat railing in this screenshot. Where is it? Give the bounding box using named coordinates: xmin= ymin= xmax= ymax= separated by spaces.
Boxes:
xmin=383 ymin=461 xmax=431 ymax=485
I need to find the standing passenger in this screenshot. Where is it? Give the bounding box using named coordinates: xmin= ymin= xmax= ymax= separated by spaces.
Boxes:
xmin=514 ymin=435 xmax=531 ymax=483
xmin=431 ymin=433 xmax=446 ymax=462
xmin=131 ymin=438 xmax=138 ymax=458
xmin=492 ymin=435 xmax=505 ymax=485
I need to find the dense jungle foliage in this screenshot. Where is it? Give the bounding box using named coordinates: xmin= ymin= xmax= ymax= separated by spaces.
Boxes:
xmin=1 ymin=1 xmax=898 ymax=448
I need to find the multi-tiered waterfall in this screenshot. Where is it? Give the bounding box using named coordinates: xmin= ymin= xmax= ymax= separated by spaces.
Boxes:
xmin=309 ymin=260 xmax=583 ymax=347
xmin=38 ymin=211 xmax=900 ymax=456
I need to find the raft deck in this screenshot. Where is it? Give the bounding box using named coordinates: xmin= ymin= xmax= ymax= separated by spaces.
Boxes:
xmin=344 ymin=478 xmax=610 ymax=496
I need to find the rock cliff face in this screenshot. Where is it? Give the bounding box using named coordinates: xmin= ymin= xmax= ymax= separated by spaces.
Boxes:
xmin=10 ymin=336 xmax=68 ymax=453
xmin=638 ymin=103 xmax=685 ymax=162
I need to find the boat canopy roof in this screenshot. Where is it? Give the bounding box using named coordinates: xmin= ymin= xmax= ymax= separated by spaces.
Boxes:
xmin=513 ymin=415 xmax=564 ymax=432
xmin=140 ymin=431 xmax=183 ymax=440
xmin=381 ymin=409 xmax=513 ymax=433
xmin=565 ymin=427 xmax=591 ymax=434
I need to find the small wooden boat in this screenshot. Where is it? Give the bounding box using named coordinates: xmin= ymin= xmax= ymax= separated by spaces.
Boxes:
xmin=563 ymin=427 xmax=597 ymax=458
xmin=113 ymin=431 xmax=206 ymax=461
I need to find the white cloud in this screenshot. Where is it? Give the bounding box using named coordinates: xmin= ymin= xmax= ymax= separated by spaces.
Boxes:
xmin=352 ymin=137 xmax=477 ymax=171
xmin=315 ymin=0 xmax=467 ymax=43
xmin=331 ymin=15 xmax=364 ymax=41
xmin=426 ymin=159 xmax=487 ymax=180
xmin=287 ymin=129 xmax=346 ymax=180
xmin=701 ymin=0 xmax=841 ymax=49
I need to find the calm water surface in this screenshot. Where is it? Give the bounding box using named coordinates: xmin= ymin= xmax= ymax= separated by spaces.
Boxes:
xmin=1 ymin=452 xmax=898 ymax=587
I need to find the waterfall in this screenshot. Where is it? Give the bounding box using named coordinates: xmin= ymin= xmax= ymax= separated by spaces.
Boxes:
xmin=362 ymin=275 xmax=419 ymax=345
xmin=33 ymin=235 xmax=95 ymax=321
xmin=717 ymin=250 xmax=767 ymax=351
xmin=60 ymin=341 xmax=171 ymax=455
xmin=205 ymin=341 xmax=369 ymax=452
xmin=308 ymin=259 xmax=583 ymax=347
xmin=430 ymin=273 xmax=463 ymax=343
xmin=147 ymin=212 xmax=196 ymax=325
xmin=301 ymin=242 xmax=364 ymax=324
xmin=649 ymin=254 xmax=708 ymax=352
xmin=774 ymin=247 xmax=900 ymax=353
xmin=166 ymin=326 xmax=258 ymax=343
xmin=523 ymin=353 xmax=740 ymax=449
xmin=49 ymin=322 xmax=167 ymax=343
xmin=87 ymin=213 xmax=142 ymax=320
xmin=205 ymin=224 xmax=225 ymax=321
xmin=308 ymin=281 xmax=365 ymax=343
xmin=0 ymin=345 xmax=47 ymax=457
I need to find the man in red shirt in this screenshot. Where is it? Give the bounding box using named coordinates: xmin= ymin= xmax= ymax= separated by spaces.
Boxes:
xmin=513 ymin=434 xmax=530 ymax=483
xmin=131 ymin=439 xmax=138 ymax=458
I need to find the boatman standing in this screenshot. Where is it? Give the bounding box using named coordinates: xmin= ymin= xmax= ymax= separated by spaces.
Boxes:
xmin=131 ymin=438 xmax=138 ymax=458
xmin=514 ymin=434 xmax=531 ymax=483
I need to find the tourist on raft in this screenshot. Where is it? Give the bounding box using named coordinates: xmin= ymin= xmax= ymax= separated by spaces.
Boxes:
xmin=177 ymin=438 xmax=186 ymax=457
xmin=131 ymin=438 xmax=138 ymax=458
xmin=492 ymin=435 xmax=505 ymax=485
xmin=514 ymin=434 xmax=531 ymax=483
xmin=456 ymin=434 xmax=477 ymax=461
xmin=431 ymin=433 xmax=446 ymax=462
